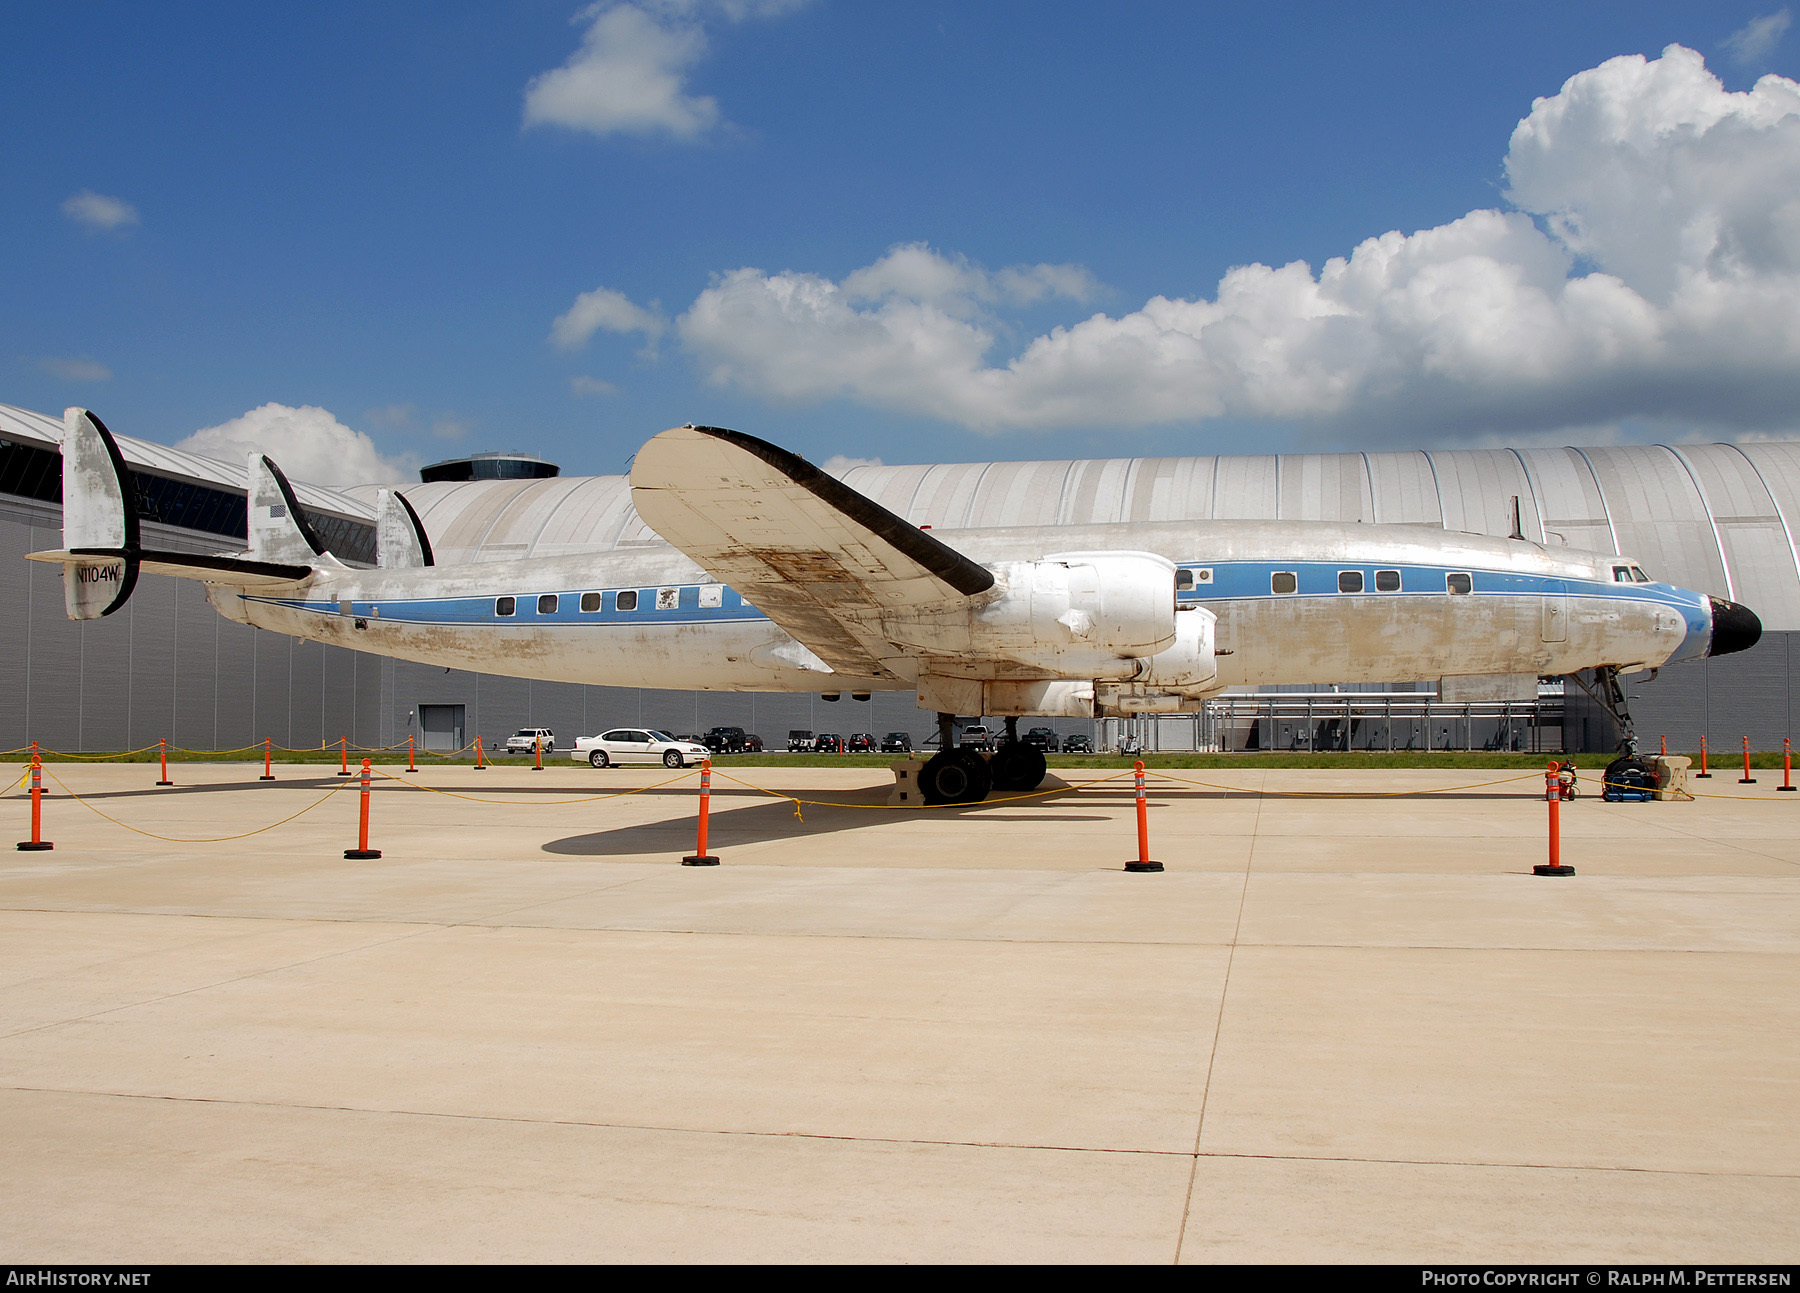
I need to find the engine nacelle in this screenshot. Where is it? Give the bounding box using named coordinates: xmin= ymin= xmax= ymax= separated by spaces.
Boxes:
xmin=884 ymin=551 xmax=1176 ymax=675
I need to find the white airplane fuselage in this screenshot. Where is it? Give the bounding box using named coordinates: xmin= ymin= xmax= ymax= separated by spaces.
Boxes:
xmin=208 ymin=516 xmax=1720 ymax=710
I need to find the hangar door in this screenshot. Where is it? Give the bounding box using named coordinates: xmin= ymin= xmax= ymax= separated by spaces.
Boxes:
xmin=419 ymin=704 xmax=465 ymax=752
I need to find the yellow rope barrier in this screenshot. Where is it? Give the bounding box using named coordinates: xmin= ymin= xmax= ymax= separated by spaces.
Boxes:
xmin=38 ymin=766 xmax=358 ymax=843
xmin=369 ymin=764 xmax=698 ymax=806
xmin=708 ymin=763 xmax=1143 ymax=818
xmin=1142 ymin=767 xmax=1546 ymax=799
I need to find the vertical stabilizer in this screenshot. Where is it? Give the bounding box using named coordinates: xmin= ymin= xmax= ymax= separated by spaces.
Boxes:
xmin=60 ymin=407 xmax=139 ymax=618
xmin=248 ymin=453 xmax=339 ymax=567
xmin=376 ymin=488 xmax=434 ymax=569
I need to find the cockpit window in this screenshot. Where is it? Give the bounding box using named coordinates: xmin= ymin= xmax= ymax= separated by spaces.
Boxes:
xmin=1613 ymin=565 xmax=1632 ymax=583
xmin=1632 ymin=566 xmax=1650 ymax=582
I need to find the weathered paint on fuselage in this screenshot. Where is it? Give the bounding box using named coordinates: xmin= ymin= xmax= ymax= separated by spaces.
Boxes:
xmin=207 ymin=519 xmax=1713 ymax=698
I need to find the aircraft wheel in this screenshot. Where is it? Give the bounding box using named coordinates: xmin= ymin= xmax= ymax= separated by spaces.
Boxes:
xmin=990 ymin=743 xmax=1047 ymax=792
xmin=664 ymin=750 xmax=684 ymax=769
xmin=589 ymin=750 xmax=609 ymax=768
xmin=921 ymin=749 xmax=992 ymax=805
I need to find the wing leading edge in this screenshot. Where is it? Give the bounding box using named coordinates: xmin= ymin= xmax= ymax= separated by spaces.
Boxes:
xmin=629 ymin=425 xmax=996 ymax=679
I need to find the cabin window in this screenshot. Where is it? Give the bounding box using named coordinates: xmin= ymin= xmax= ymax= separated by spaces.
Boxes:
xmin=1446 ymin=572 xmax=1473 ymax=595
xmin=656 ymin=587 xmax=680 ymax=610
xmin=1375 ymin=569 xmax=1400 ymax=592
xmin=1613 ymin=565 xmax=1632 ymax=583
xmin=1338 ymin=570 xmax=1364 ymax=594
xmin=537 ymin=594 xmax=558 ymax=615
xmin=699 ymin=585 xmax=723 ymax=608
xmin=1176 ymin=568 xmax=1194 ymax=591
xmin=579 ymin=592 xmax=602 ymax=613
xmin=495 ymin=596 xmax=516 ymax=617
xmin=1271 ymin=571 xmax=1298 ymax=595
xmin=615 ymin=590 xmax=638 ymax=612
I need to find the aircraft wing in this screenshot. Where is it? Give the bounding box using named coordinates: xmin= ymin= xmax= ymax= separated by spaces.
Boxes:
xmin=629 ymin=425 xmax=996 ymax=679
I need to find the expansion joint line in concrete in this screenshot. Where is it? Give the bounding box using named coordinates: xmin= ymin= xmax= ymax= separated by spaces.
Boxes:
xmin=10 ymin=1085 xmax=1795 ymax=1184
xmin=1174 ymin=768 xmax=1262 ymax=1264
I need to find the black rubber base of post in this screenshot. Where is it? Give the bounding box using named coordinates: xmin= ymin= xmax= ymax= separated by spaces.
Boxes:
xmin=337 ymin=772 xmax=353 ymax=777
xmin=1125 ymin=860 xmax=1165 ymax=872
xmin=16 ymin=841 xmax=53 ymax=851
xmin=682 ymin=855 xmax=721 ymax=866
xmin=1779 ymin=785 xmax=1797 ymax=792
xmin=1533 ymin=864 xmax=1576 ymax=876
xmin=1740 ymin=778 xmax=1758 ymax=784
xmin=1694 ymin=772 xmax=1712 ymax=778
xmin=344 ymin=849 xmax=382 ymax=859
xmin=259 ymin=775 xmax=276 ymax=781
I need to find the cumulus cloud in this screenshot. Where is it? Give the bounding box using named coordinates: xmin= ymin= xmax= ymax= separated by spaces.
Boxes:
xmin=524 ymin=1 xmax=808 ymax=140
xmin=674 ymin=46 xmax=1800 ymax=441
xmin=820 ymin=454 xmax=882 ymax=475
xmin=61 ymin=191 xmax=139 ymax=231
xmin=1724 ymin=9 xmax=1792 ymax=64
xmin=36 ymin=357 xmax=112 ymax=382
xmin=177 ymin=404 xmax=420 ymax=488
xmin=570 ymin=375 xmax=620 ymax=396
xmin=550 ymin=285 xmax=665 ymax=351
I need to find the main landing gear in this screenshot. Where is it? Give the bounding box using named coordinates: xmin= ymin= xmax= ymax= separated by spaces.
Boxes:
xmin=918 ymin=715 xmax=1049 ymax=805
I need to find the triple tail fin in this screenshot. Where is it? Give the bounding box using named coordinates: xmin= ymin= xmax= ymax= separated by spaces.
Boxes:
xmin=375 ymin=488 xmax=433 ymax=569
xmin=28 ymin=408 xmax=324 ymax=621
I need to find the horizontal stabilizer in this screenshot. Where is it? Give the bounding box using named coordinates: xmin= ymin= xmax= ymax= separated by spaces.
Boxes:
xmin=630 ymin=425 xmax=995 ymax=678
xmin=27 ymin=547 xmax=313 ymax=589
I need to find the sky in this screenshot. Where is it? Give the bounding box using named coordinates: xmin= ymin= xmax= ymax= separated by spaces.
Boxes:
xmin=7 ymin=1 xmax=1800 ymax=486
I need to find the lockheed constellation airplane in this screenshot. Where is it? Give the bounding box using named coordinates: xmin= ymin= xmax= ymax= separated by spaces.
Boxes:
xmin=34 ymin=409 xmax=1762 ymax=803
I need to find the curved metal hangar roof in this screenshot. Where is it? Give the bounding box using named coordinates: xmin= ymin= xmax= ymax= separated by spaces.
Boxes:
xmin=349 ymin=438 xmax=1800 ymax=631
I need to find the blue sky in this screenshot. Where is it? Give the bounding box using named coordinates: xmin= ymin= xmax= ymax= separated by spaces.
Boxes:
xmin=7 ymin=2 xmax=1800 ymax=485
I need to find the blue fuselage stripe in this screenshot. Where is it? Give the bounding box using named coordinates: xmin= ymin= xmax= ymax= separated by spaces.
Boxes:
xmin=246 ymin=560 xmax=1712 ymax=657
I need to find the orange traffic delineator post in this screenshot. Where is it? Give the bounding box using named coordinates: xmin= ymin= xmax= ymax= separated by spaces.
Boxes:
xmin=17 ymin=755 xmax=52 ymax=851
xmin=1125 ymin=759 xmax=1163 ymax=872
xmin=533 ymin=737 xmax=544 ymax=772
xmin=338 ymin=737 xmax=351 ymax=777
xmin=1535 ymin=760 xmax=1574 ymax=876
xmin=473 ymin=736 xmax=486 ymax=770
xmin=407 ymin=734 xmax=417 ymax=772
xmin=1696 ymin=734 xmax=1711 ymax=778
xmin=1780 ymin=738 xmax=1796 ymax=792
xmin=344 ymin=758 xmax=381 ymax=859
xmin=1659 ymin=734 xmax=1667 ymax=756
xmin=260 ymin=737 xmax=275 ymax=781
xmin=682 ymin=757 xmax=720 ymax=865
xmin=155 ymin=737 xmax=173 ymax=787
xmin=1740 ymin=736 xmax=1757 ymax=784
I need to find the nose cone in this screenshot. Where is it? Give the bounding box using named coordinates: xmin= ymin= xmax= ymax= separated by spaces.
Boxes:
xmin=1708 ymin=597 xmax=1763 ymax=657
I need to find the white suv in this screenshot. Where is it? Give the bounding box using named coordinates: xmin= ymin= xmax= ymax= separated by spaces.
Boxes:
xmin=504 ymin=728 xmax=555 ymax=755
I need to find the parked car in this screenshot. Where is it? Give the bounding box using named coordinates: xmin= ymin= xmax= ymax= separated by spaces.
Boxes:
xmin=847 ymin=732 xmax=875 ymax=753
xmin=1022 ymin=727 xmax=1060 ymax=752
xmin=880 ymin=731 xmax=913 ymax=754
xmin=504 ymin=728 xmax=555 ymax=755
xmin=787 ymin=729 xmax=815 ymax=752
xmin=571 ymin=729 xmax=709 ymax=769
xmin=1061 ymin=734 xmax=1094 ymax=754
xmin=814 ymin=733 xmax=844 ymax=754
xmin=743 ymin=733 xmax=765 ymax=752
xmin=960 ymin=725 xmax=994 ymax=751
xmin=705 ymin=726 xmax=748 ymax=753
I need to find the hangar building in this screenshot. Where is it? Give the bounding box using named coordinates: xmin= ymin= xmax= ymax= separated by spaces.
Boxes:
xmin=4 ymin=401 xmax=1797 ymax=755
